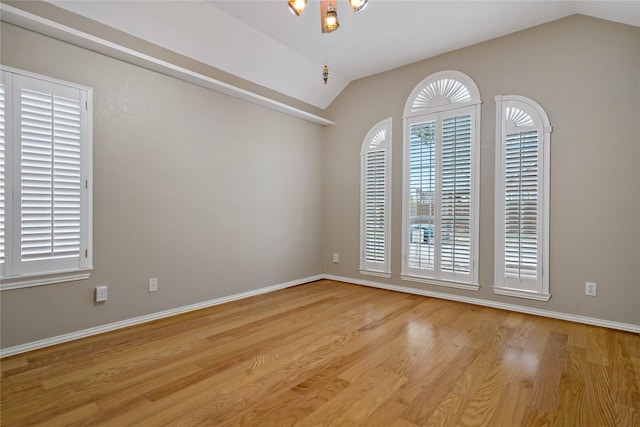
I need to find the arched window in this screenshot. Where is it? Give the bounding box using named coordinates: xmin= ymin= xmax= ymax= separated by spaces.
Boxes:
xmin=402 ymin=71 xmax=481 ymax=289
xmin=360 ymin=118 xmax=392 ymax=277
xmin=494 ymin=95 xmax=551 ymax=300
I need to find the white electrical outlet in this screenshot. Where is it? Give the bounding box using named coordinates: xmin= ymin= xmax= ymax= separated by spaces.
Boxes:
xmin=95 ymin=285 xmax=108 ymax=302
xmin=148 ymin=278 xmax=158 ymax=292
xmin=585 ymin=281 xmax=597 ymax=296
xmin=332 ymin=253 xmax=339 ymax=263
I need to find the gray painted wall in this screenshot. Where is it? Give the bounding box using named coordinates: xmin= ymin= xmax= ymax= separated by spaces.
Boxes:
xmin=1 ymin=23 xmax=324 ymax=348
xmin=1 ymin=14 xmax=639 ymax=350
xmin=322 ymin=15 xmax=640 ymax=326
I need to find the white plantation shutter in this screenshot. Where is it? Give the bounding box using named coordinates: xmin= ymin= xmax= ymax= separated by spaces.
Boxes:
xmin=360 ymin=118 xmax=392 ymax=276
xmin=402 ymin=71 xmax=480 ymax=289
xmin=1 ymin=67 xmax=92 ymax=288
xmin=21 ymin=87 xmax=82 ymax=262
xmin=408 ymin=120 xmax=436 ymax=271
xmin=440 ymin=113 xmax=471 ymax=277
xmin=364 ymin=151 xmax=385 ymax=263
xmin=504 ymin=129 xmax=539 ymax=280
xmin=495 ymin=95 xmax=551 ymax=300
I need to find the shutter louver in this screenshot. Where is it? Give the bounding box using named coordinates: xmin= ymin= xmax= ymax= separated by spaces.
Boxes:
xmin=408 ymin=121 xmax=436 ymax=271
xmin=364 ymin=151 xmax=385 ymax=263
xmin=504 ymin=129 xmax=538 ymax=280
xmin=20 ymin=88 xmax=81 ymax=262
xmin=441 ymin=114 xmax=471 ymax=274
xmin=52 ymin=97 xmax=82 ymax=258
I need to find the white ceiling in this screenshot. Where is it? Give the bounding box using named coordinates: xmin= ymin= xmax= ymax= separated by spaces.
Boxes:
xmin=50 ymin=1 xmax=640 ymax=110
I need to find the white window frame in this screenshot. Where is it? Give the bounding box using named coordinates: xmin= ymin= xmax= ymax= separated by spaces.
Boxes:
xmin=401 ymin=71 xmax=481 ymax=290
xmin=494 ymin=95 xmax=551 ymax=301
xmin=1 ymin=66 xmax=93 ymax=290
xmin=360 ymin=118 xmax=392 ymax=278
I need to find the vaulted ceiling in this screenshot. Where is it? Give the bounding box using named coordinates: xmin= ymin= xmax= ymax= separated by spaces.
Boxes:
xmin=49 ymin=1 xmax=640 ymax=110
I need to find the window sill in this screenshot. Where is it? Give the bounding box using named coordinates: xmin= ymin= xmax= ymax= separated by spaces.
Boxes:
xmin=359 ymin=269 xmax=391 ymax=279
xmin=401 ymin=275 xmax=480 ymax=291
xmin=493 ymin=286 xmax=551 ymax=301
xmin=1 ymin=269 xmax=93 ymax=291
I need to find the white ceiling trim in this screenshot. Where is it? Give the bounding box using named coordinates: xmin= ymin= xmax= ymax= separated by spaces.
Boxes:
xmin=0 ymin=3 xmax=334 ymax=126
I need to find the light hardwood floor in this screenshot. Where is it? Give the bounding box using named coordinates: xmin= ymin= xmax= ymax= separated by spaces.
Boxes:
xmin=1 ymin=280 xmax=639 ymax=426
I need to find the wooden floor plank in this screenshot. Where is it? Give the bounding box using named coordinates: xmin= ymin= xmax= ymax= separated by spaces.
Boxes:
xmin=552 ymin=346 xmax=587 ymax=427
xmin=1 ymin=280 xmax=639 ymax=426
xmin=610 ymin=331 xmax=640 ymax=409
xmin=585 ymin=361 xmax=617 ymax=426
xmin=360 ymin=400 xmax=408 ymax=427
xmin=488 ymin=382 xmax=532 ymax=427
xmin=521 ymin=330 xmax=569 ymax=425
xmin=35 ymin=402 xmax=100 ymax=426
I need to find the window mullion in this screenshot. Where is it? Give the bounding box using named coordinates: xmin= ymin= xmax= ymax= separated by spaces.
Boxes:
xmin=50 ymin=94 xmax=56 ymax=258
xmin=10 ymin=74 xmax=22 ymax=277
xmin=1 ymin=71 xmax=17 ymax=277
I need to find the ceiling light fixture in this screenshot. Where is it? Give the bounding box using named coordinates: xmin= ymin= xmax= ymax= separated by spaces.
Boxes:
xmin=287 ymin=0 xmax=307 ymax=16
xmin=288 ymin=0 xmax=368 ymax=34
xmin=349 ymin=0 xmax=369 ymax=13
xmin=322 ymin=3 xmax=340 ymax=33
xmin=288 ymin=0 xmax=369 ymax=84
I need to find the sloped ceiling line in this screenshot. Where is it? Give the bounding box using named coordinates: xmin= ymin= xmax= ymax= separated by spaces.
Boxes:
xmin=47 ymin=1 xmax=640 ymax=110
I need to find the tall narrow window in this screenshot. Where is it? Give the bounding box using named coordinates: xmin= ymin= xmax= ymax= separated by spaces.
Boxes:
xmin=402 ymin=71 xmax=481 ymax=290
xmin=360 ymin=118 xmax=392 ymax=277
xmin=494 ymin=95 xmax=551 ymax=301
xmin=1 ymin=67 xmax=93 ymax=290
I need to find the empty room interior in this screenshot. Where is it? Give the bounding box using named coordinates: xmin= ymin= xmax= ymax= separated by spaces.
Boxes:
xmin=1 ymin=0 xmax=639 ymax=425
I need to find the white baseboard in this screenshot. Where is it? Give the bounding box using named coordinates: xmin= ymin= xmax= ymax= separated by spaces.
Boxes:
xmin=3 ymin=273 xmax=637 ymax=357
xmin=322 ymin=274 xmax=640 ymax=334
xmin=0 ymin=275 xmax=323 ymax=358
